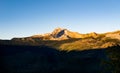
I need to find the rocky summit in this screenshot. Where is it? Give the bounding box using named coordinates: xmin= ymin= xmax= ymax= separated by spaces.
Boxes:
xmin=30 ymin=27 xmax=83 ymax=40
xmin=12 ymin=27 xmax=120 ymax=41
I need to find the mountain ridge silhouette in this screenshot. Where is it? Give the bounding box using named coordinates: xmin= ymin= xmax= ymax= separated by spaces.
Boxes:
xmin=11 ymin=27 xmax=120 ymax=41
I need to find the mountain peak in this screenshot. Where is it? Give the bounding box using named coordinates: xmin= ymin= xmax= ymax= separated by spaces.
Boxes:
xmin=52 ymin=27 xmax=64 ymax=34
xmin=51 ymin=27 xmax=69 ymax=39
xmin=52 ymin=27 xmax=67 ymax=34
xmin=11 ymin=28 xmax=120 ymax=41
xmin=29 ymin=27 xmax=82 ymax=40
xmin=54 ymin=27 xmax=63 ymax=30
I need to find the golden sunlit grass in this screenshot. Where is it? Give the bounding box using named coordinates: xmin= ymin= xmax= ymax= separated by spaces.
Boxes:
xmin=1 ymin=31 xmax=120 ymax=52
xmin=58 ymin=37 xmax=120 ymax=51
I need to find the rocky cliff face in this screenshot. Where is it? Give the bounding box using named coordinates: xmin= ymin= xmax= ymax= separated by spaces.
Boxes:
xmin=50 ymin=28 xmax=83 ymax=40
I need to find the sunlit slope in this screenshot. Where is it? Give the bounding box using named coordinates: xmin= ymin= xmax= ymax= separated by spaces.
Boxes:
xmin=1 ymin=28 xmax=120 ymax=51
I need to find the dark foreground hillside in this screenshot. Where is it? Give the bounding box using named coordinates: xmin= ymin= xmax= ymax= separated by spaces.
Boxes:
xmin=0 ymin=45 xmax=116 ymax=73
xmin=106 ymin=46 xmax=120 ymax=73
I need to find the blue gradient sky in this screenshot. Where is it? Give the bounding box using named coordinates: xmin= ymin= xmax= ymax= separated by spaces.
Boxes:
xmin=0 ymin=0 xmax=120 ymax=39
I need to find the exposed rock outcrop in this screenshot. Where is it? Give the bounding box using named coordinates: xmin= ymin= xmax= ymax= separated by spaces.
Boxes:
xmin=11 ymin=28 xmax=120 ymax=41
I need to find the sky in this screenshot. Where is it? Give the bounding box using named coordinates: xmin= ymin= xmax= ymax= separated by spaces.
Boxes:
xmin=0 ymin=0 xmax=120 ymax=39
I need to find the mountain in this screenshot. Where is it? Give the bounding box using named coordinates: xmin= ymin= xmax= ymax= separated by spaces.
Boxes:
xmin=12 ymin=28 xmax=120 ymax=41
xmin=0 ymin=28 xmax=120 ymax=51
xmin=30 ymin=27 xmax=83 ymax=40
xmin=12 ymin=27 xmax=99 ymax=41
xmin=0 ymin=28 xmax=120 ymax=73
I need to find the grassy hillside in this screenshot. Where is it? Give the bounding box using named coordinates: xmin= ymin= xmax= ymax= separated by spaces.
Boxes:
xmin=58 ymin=37 xmax=120 ymax=51
xmin=0 ymin=45 xmax=112 ymax=73
xmin=0 ymin=38 xmax=120 ymax=73
xmin=0 ymin=35 xmax=120 ymax=51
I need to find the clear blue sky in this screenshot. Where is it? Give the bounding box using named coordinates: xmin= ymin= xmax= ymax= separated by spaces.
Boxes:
xmin=0 ymin=0 xmax=120 ymax=39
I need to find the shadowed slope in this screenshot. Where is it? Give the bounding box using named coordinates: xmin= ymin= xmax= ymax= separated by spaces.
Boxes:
xmin=0 ymin=45 xmax=112 ymax=73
